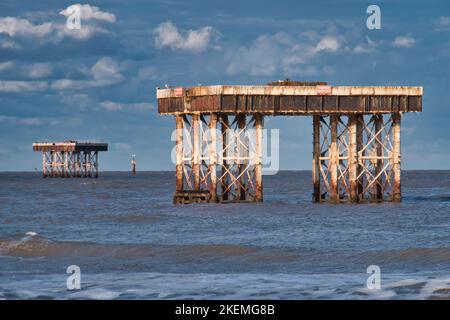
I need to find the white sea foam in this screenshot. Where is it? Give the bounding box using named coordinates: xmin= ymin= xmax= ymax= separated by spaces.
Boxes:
xmin=1 ymin=272 xmax=448 ymax=300
xmin=25 ymin=232 xmax=38 ymax=237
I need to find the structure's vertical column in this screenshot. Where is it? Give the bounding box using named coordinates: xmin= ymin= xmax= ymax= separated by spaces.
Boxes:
xmin=255 ymin=114 xmax=263 ymax=202
xmin=329 ymin=115 xmax=339 ymax=203
xmin=392 ymin=113 xmax=401 ymax=202
xmin=79 ymin=152 xmax=83 ymax=177
xmin=192 ymin=114 xmax=200 ymax=190
xmin=237 ymin=114 xmax=246 ymax=200
xmin=75 ymin=152 xmax=80 ymax=177
xmin=95 ymin=151 xmax=99 ymax=178
xmin=71 ymin=152 xmax=75 ymax=177
xmin=348 ymin=115 xmax=358 ymax=202
xmin=312 ymin=115 xmax=321 ymax=202
xmin=221 ymin=115 xmax=229 ymax=201
xmin=87 ymin=152 xmax=91 ymax=177
xmin=42 ymin=152 xmax=47 ymax=178
xmin=374 ymin=115 xmax=383 ymax=200
xmin=63 ymin=152 xmax=68 ymax=177
xmin=356 ymin=115 xmax=364 ymax=200
xmin=83 ymin=152 xmax=87 ymax=177
xmin=67 ymin=152 xmax=71 ymax=177
xmin=209 ymin=114 xmax=218 ymax=202
xmin=175 ymin=115 xmax=184 ymax=192
xmin=51 ymin=151 xmax=56 ymax=177
xmin=82 ymin=152 xmax=85 ymax=178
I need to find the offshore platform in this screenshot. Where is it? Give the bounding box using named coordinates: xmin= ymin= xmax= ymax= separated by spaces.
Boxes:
xmin=32 ymin=141 xmax=108 ymax=178
xmin=157 ymin=81 xmax=422 ymax=204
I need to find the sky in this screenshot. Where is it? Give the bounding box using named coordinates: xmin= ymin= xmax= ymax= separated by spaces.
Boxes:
xmin=0 ymin=0 xmax=449 ymax=171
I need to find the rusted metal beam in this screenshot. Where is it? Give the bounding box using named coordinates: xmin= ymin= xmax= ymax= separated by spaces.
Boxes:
xmin=255 ymin=114 xmax=263 ymax=202
xmin=95 ymin=151 xmax=99 ymax=178
xmin=221 ymin=115 xmax=229 ymax=201
xmin=348 ymin=115 xmax=358 ymax=203
xmin=192 ymin=114 xmax=200 ymax=190
xmin=312 ymin=115 xmax=321 ymax=202
xmin=356 ymin=115 xmax=364 ymax=201
xmin=237 ymin=114 xmax=246 ymax=200
xmin=175 ymin=115 xmax=184 ymax=191
xmin=374 ymin=115 xmax=383 ymax=200
xmin=392 ymin=113 xmax=402 ymax=202
xmin=42 ymin=152 xmax=46 ymax=178
xmin=209 ymin=114 xmax=218 ymax=202
xmin=329 ymin=115 xmax=339 ymax=203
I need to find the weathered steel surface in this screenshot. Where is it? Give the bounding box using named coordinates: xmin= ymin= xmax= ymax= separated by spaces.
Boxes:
xmin=267 ymin=80 xmax=328 ymax=86
xmin=157 ymin=85 xmax=423 ymax=114
xmin=33 ymin=141 xmax=108 ymax=152
xmin=392 ymin=114 xmax=402 ymax=202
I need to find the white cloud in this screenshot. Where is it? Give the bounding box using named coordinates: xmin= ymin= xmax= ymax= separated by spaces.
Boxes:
xmin=57 ymin=5 xmax=116 ymax=40
xmin=0 ymin=62 xmax=52 ymax=79
xmin=59 ymin=4 xmax=116 ymax=23
xmin=286 ymin=65 xmax=333 ymax=78
xmin=0 ymin=61 xmax=14 ymax=72
xmin=0 ymin=39 xmax=20 ymax=50
xmin=137 ymin=66 xmax=158 ymax=81
xmin=393 ymin=36 xmax=416 ymax=48
xmin=438 ymin=16 xmax=450 ymax=27
xmin=57 ymin=24 xmax=110 ymax=40
xmin=111 ymin=142 xmax=132 ymax=151
xmin=100 ymin=101 xmax=152 ymax=112
xmin=154 ymin=21 xmax=218 ymax=53
xmin=59 ymin=93 xmax=91 ymax=108
xmin=0 ymin=115 xmax=49 ymax=125
xmin=226 ymin=34 xmax=285 ymax=76
xmin=25 ymin=63 xmax=53 ymax=79
xmin=0 ymin=80 xmax=48 ymax=92
xmin=90 ymin=56 xmax=123 ymax=83
xmin=51 ymin=56 xmax=123 ymax=90
xmin=100 ymin=101 xmax=122 ymax=111
xmin=0 ymin=5 xmax=115 ymax=42
xmin=226 ymin=32 xmax=341 ymax=77
xmin=0 ymin=62 xmax=52 ymax=91
xmin=434 ymin=16 xmax=450 ymax=31
xmin=313 ymin=36 xmax=340 ymax=53
xmin=353 ymin=37 xmax=377 ymax=54
xmin=0 ymin=17 xmax=53 ymax=38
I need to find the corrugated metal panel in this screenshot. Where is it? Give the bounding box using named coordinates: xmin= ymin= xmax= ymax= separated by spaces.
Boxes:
xmin=190 ymin=96 xmax=220 ymax=112
xmin=158 ymin=85 xmax=423 ymax=99
xmin=158 ymin=89 xmax=423 ymax=115
xmin=408 ymin=96 xmax=422 ymax=112
xmin=279 ymin=96 xmax=307 ymax=112
xmin=307 ymin=96 xmax=322 ymax=111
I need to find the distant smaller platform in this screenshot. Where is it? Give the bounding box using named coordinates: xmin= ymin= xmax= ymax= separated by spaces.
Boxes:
xmin=32 ymin=141 xmax=108 ymax=152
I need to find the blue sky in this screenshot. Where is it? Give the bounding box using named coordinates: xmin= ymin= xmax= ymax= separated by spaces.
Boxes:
xmin=0 ymin=0 xmax=449 ymax=171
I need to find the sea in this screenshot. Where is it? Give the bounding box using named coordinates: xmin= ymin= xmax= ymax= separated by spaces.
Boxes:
xmin=0 ymin=171 xmax=449 ymax=299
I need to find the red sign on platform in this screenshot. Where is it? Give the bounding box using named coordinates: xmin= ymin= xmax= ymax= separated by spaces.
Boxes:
xmin=316 ymin=85 xmax=332 ymax=95
xmin=174 ymin=87 xmax=184 ymax=97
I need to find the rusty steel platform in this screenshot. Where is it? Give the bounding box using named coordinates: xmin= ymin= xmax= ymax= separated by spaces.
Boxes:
xmin=157 ymin=81 xmax=423 ymax=204
xmin=33 ymin=141 xmax=108 ymax=178
xmin=33 ymin=141 xmax=108 ymax=152
xmin=157 ymin=84 xmax=422 ymax=115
